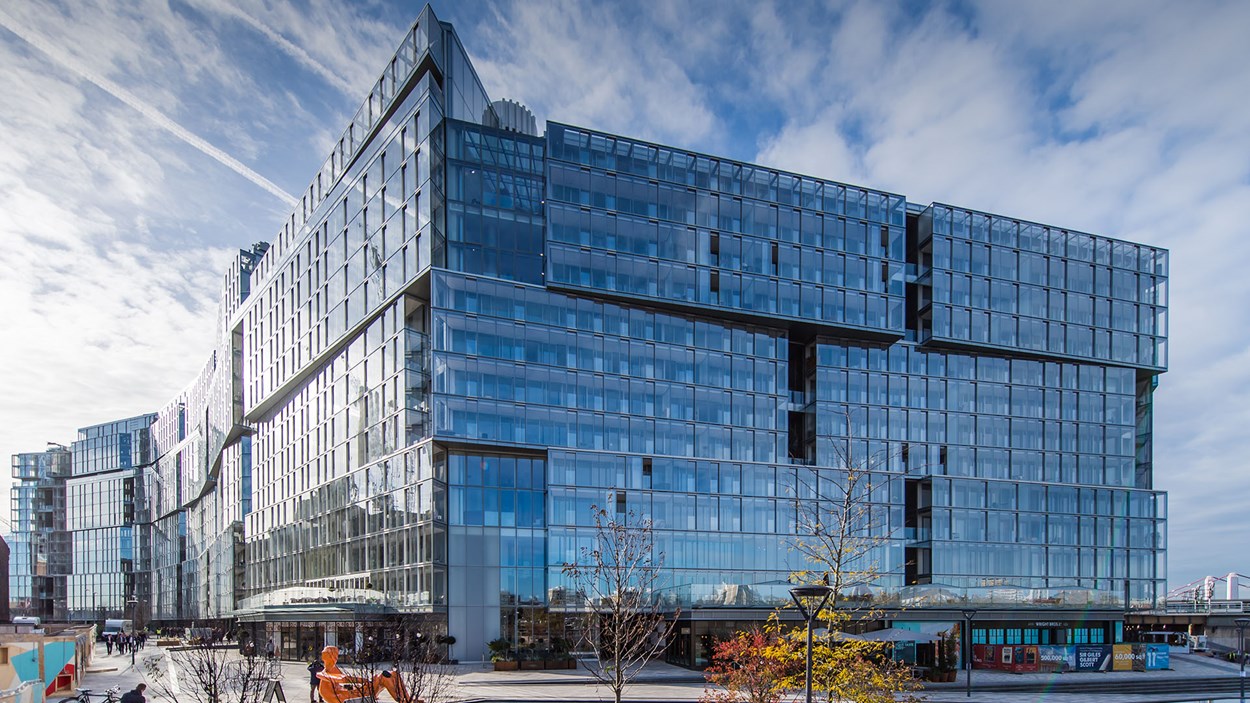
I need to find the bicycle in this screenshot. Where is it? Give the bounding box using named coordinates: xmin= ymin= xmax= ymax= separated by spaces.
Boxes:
xmin=64 ymin=686 xmax=121 ymax=703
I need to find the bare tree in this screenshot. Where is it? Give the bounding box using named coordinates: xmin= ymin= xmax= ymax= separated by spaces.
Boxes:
xmin=562 ymin=505 xmax=678 ymax=703
xmin=390 ymin=623 xmax=458 ymax=703
xmin=786 ymin=410 xmax=923 ymax=703
xmin=141 ymin=642 xmax=270 ymax=703
xmin=791 ymin=411 xmax=900 ymax=612
xmin=342 ymin=621 xmax=457 ymax=703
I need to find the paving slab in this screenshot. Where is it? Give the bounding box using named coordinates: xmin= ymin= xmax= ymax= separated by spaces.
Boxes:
xmin=70 ymin=644 xmax=1248 ymax=703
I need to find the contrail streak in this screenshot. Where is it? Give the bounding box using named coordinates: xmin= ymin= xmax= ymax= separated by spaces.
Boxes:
xmin=191 ymin=0 xmax=358 ymax=97
xmin=0 ymin=8 xmax=297 ymax=206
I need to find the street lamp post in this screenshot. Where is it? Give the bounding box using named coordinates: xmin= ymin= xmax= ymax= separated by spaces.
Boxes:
xmin=962 ymin=609 xmax=976 ymax=698
xmin=127 ymin=597 xmax=139 ymax=668
xmin=790 ymin=585 xmax=833 ymax=703
xmin=1235 ymin=617 xmax=1250 ymax=703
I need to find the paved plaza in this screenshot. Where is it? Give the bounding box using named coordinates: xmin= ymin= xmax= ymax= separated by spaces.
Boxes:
xmin=73 ymin=643 xmax=1247 ymax=703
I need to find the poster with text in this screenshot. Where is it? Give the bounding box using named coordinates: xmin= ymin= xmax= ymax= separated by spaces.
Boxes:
xmin=1074 ymin=645 xmax=1111 ymax=672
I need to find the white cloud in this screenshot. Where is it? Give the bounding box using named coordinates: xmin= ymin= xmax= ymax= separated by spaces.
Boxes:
xmin=239 ymin=0 xmax=399 ymax=101
xmin=467 ymin=0 xmax=719 ymax=147
xmin=0 ymin=54 xmax=231 ymax=465
xmin=756 ymin=110 xmax=861 ymax=186
xmin=0 ymin=0 xmax=300 ymax=506
xmin=186 ymin=0 xmax=358 ymax=98
xmin=0 ymin=7 xmax=295 ymax=205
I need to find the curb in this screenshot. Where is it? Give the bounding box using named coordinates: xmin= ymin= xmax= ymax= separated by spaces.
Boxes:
xmin=458 ymin=676 xmax=706 ymax=686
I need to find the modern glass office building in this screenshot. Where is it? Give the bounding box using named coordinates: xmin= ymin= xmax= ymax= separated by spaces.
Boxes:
xmin=9 ymin=446 xmax=71 ymax=621
xmin=10 ymin=3 xmax=1166 ymax=668
xmin=66 ymin=414 xmax=155 ymax=624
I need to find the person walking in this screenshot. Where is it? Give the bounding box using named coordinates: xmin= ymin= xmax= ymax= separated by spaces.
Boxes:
xmin=266 ymin=638 xmax=276 ymax=660
xmin=120 ymin=684 xmax=146 ymax=703
xmin=105 ymin=635 xmax=114 ymax=656
xmin=307 ymin=657 xmax=325 ymax=703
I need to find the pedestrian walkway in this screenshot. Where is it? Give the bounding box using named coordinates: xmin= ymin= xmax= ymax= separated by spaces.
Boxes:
xmin=55 ymin=644 xmax=143 ymax=702
xmin=70 ymin=643 xmax=1248 ymax=703
xmin=456 ymin=659 xmax=703 ymax=685
xmin=923 ymin=651 xmax=1241 ymax=692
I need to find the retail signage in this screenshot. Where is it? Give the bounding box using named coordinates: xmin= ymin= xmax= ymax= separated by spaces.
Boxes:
xmin=973 ymin=645 xmax=1067 ymax=673
xmin=1074 ymin=645 xmax=1110 ymax=671
xmin=1037 ymin=645 xmax=1072 ymax=672
xmin=972 ymin=644 xmax=1168 ymax=673
xmin=1112 ymin=644 xmax=1170 ymax=671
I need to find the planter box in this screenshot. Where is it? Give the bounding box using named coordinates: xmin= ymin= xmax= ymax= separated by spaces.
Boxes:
xmin=520 ymin=660 xmax=544 ymax=670
xmin=544 ymin=659 xmax=576 ymax=670
xmin=493 ymin=660 xmax=518 ymax=671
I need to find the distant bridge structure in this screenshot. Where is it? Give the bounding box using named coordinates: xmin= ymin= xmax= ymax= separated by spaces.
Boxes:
xmin=1159 ymin=572 xmax=1250 ymax=614
xmin=1121 ymin=573 xmax=1250 ymax=655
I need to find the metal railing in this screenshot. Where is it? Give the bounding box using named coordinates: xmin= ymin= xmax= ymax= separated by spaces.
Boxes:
xmin=1161 ymin=599 xmax=1246 ymax=614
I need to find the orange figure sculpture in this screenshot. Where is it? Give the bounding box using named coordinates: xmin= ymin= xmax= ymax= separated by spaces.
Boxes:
xmin=316 ymin=645 xmax=410 ymax=703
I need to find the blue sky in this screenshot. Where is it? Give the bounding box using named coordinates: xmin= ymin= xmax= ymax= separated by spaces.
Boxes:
xmin=1 ymin=0 xmax=1248 ymax=593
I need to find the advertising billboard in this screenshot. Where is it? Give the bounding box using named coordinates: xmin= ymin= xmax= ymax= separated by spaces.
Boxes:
xmin=971 ymin=643 xmax=1168 ymax=673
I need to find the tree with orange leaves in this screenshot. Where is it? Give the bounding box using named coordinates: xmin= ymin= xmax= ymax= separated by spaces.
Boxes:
xmin=700 ymin=618 xmax=800 ymax=703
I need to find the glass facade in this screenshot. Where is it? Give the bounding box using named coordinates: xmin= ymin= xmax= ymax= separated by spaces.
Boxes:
xmin=66 ymin=415 xmax=153 ymax=620
xmin=9 ymin=447 xmax=71 ymax=620
xmin=919 ymin=203 xmax=1168 ymax=370
xmin=235 ymin=6 xmax=490 ymax=653
xmin=444 ymin=120 xmax=546 ymax=284
xmin=430 ymin=270 xmax=790 ymax=463
xmin=9 ymin=3 xmax=1170 ymax=670
xmin=72 ymin=416 xmax=152 ymax=476
xmin=547 ymin=124 xmax=907 ymax=337
xmin=812 ymin=341 xmax=1164 ymax=601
